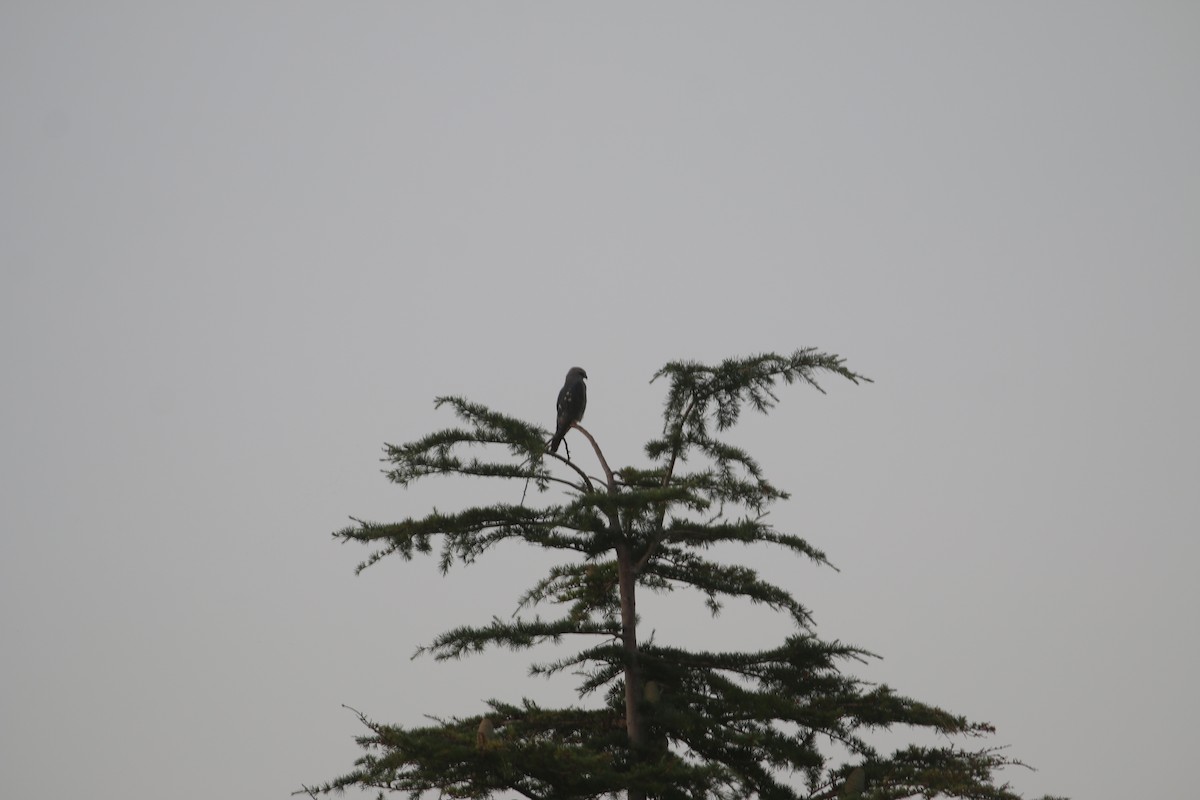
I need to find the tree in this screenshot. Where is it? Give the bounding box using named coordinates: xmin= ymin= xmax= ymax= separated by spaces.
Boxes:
xmin=301 ymin=349 xmax=1062 ymax=800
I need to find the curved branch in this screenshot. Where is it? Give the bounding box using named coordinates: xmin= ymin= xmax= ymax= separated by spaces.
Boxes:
xmin=547 ymin=449 xmax=596 ymax=493
xmin=531 ymin=470 xmax=589 ymax=494
xmin=572 ymin=423 xmax=615 ymax=492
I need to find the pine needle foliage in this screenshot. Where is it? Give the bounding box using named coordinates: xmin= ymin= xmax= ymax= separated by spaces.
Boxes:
xmin=301 ymin=349 xmax=1062 ymax=800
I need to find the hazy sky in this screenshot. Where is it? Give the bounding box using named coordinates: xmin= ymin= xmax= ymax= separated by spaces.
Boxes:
xmin=2 ymin=4 xmax=1197 ymax=799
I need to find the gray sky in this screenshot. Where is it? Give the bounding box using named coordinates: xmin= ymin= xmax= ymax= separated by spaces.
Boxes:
xmin=2 ymin=4 xmax=1197 ymax=799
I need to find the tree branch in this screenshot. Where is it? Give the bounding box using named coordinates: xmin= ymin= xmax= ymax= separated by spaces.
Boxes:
xmin=572 ymin=423 xmax=615 ymax=492
xmin=546 ymin=449 xmax=595 ymax=493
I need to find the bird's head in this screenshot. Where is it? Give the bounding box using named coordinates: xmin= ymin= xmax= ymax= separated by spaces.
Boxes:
xmin=567 ymin=367 xmax=588 ymax=381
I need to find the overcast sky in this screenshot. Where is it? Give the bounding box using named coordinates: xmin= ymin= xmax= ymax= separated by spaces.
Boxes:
xmin=2 ymin=4 xmax=1197 ymax=799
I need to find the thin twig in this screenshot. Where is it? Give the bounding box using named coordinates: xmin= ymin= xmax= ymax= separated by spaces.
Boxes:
xmin=635 ymin=396 xmax=701 ymax=574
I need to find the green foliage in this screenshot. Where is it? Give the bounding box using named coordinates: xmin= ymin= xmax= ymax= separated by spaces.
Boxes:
xmin=303 ymin=350 xmax=1058 ymax=800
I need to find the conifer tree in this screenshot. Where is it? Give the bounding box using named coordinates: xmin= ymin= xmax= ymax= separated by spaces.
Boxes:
xmin=301 ymin=349 xmax=1062 ymax=800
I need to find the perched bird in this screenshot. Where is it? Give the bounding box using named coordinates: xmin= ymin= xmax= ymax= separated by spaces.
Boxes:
xmin=549 ymin=367 xmax=588 ymax=455
xmin=476 ymin=717 xmax=496 ymax=749
xmin=840 ymin=767 xmax=866 ymax=798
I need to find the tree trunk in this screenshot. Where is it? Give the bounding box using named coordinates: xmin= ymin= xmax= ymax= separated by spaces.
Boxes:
xmin=615 ymin=541 xmax=646 ymax=800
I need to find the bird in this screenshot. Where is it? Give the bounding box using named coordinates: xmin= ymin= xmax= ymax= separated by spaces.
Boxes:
xmin=840 ymin=767 xmax=866 ymax=798
xmin=549 ymin=367 xmax=587 ymax=455
xmin=476 ymin=717 xmax=497 ymax=749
